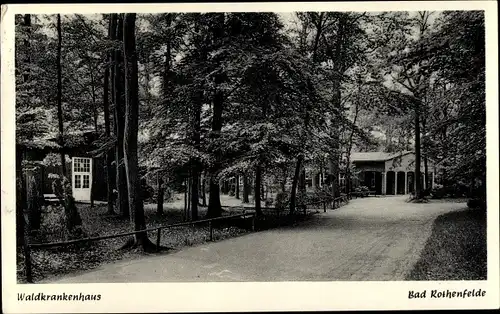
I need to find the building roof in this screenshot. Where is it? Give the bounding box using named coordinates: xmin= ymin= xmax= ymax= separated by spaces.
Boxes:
xmin=350 ymin=151 xmax=413 ymax=162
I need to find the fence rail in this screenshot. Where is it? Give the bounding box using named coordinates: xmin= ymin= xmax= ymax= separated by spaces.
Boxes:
xmin=21 ymin=193 xmax=353 ymax=283
xmin=22 ymin=212 xmax=256 ymax=283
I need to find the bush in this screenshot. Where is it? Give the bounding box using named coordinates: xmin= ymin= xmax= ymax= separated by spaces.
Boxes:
xmin=141 ymin=179 xmax=155 ymax=202
xmin=467 ymin=198 xmax=486 ymax=212
xmin=354 ymin=186 xmax=370 ymax=197
xmin=274 ymin=192 xmax=289 ymax=211
xmin=430 ymin=183 xmax=469 ymax=199
xmin=430 ymin=184 xmax=446 ymax=199
xmin=35 ymin=205 xmax=67 ymax=243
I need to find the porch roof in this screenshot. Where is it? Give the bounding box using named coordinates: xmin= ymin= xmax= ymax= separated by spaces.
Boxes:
xmin=350 ymin=151 xmax=412 ymax=162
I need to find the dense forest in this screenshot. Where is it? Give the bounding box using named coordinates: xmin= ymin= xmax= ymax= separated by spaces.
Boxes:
xmin=15 ymin=11 xmax=486 ymax=250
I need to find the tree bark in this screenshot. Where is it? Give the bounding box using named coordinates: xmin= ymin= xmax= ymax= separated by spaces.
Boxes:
xmin=90 ymin=70 xmax=98 ymax=208
xmin=16 ymin=147 xmax=26 ymax=246
xmin=187 ymin=176 xmax=192 ymax=220
xmin=235 ymin=175 xmax=240 ymax=199
xmin=206 ymin=13 xmax=225 ymax=219
xmin=56 ymin=14 xmax=66 ymax=176
xmin=201 ymin=173 xmax=207 ymax=206
xmin=414 ymin=104 xmax=422 ymax=199
xmin=183 ymin=178 xmax=188 ymax=221
xmin=189 ymin=83 xmax=202 ymax=221
xmin=104 ymin=14 xmax=116 ymax=215
xmin=17 ymin=15 xmax=31 ymax=245
xmin=422 ymin=117 xmax=429 ymax=190
xmin=156 ymin=172 xmax=164 ymax=216
xmin=242 ymin=173 xmax=249 ymax=203
xmin=290 ymin=155 xmax=303 ymax=214
xmin=345 ymin=92 xmax=360 ymax=195
xmin=206 ymin=91 xmax=223 ymax=217
xmin=113 ymin=14 xmax=130 ymax=219
xmin=254 ymin=166 xmax=263 ymax=216
xmin=122 ymin=13 xmax=152 ymax=249
xmin=26 ymin=166 xmax=42 ymax=231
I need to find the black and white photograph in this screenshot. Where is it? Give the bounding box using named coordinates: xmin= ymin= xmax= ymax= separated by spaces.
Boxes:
xmin=1 ymin=1 xmax=499 ymax=312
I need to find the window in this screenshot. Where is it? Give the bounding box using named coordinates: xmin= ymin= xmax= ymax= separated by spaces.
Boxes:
xmin=74 ymin=159 xmax=81 ymax=172
xmin=83 ymin=159 xmax=90 ymax=172
xmin=339 ymin=174 xmax=346 ymax=188
xmin=74 ymin=158 xmax=91 ymax=173
xmin=83 ymin=175 xmax=90 ymax=188
xmin=75 ymin=175 xmax=81 ymax=188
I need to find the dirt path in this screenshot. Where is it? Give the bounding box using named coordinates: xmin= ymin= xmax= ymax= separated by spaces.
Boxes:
xmin=47 ymin=196 xmax=466 ymax=283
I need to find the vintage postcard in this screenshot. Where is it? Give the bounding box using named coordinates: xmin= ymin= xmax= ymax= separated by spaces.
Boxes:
xmin=1 ymin=1 xmax=499 ymax=312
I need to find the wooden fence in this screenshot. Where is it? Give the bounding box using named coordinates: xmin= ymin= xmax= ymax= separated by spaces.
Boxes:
xmin=21 ymin=212 xmax=256 ymax=283
xmin=21 ymin=193 xmax=352 ymax=283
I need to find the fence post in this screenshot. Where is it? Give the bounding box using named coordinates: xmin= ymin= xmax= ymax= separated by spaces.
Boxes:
xmin=209 ymin=221 xmax=213 ymax=241
xmin=156 ymin=228 xmax=161 ymax=252
xmin=23 ymin=213 xmax=33 ymax=283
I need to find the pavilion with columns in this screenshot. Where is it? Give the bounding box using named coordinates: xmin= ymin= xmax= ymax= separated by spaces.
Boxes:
xmin=308 ymin=151 xmax=438 ymax=195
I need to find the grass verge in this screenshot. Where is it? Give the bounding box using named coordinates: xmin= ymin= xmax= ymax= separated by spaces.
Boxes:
xmin=406 ymin=208 xmax=487 ymax=280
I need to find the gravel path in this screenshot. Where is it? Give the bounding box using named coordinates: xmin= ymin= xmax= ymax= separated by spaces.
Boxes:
xmin=47 ymin=196 xmax=466 ymax=283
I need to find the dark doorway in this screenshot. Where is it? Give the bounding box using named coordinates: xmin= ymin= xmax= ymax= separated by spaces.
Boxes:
xmin=363 ymin=171 xmax=375 ymax=192
xmin=374 ymin=172 xmax=382 ymax=195
xmin=386 ymin=171 xmax=395 ymax=195
xmin=407 ymin=171 xmax=414 ymax=193
xmin=397 ymin=172 xmax=406 ymax=194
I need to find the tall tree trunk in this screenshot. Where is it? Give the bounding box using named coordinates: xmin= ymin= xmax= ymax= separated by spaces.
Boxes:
xmin=156 ymin=172 xmax=164 ymax=216
xmin=16 ymin=147 xmax=26 ymax=246
xmin=299 ymin=168 xmax=306 ymax=193
xmin=189 ymin=84 xmax=202 ymax=221
xmin=345 ymin=93 xmax=360 ymax=196
xmin=414 ymin=105 xmax=422 ymax=199
xmin=122 ymin=13 xmax=153 ymax=249
xmin=206 ymin=13 xmax=225 ymax=218
xmin=201 ymin=173 xmax=207 ymax=206
xmin=206 ymin=88 xmax=223 ymax=218
xmin=90 ymin=70 xmax=98 ymax=208
xmin=290 ymin=155 xmax=303 ymax=214
xmin=56 ymin=14 xmax=66 ymax=176
xmin=26 ymin=165 xmax=42 ymax=231
xmin=254 ymin=166 xmax=263 ymax=216
xmin=162 ymin=13 xmax=173 ymax=97
xmin=187 ymin=176 xmax=192 ymax=221
xmin=290 ymin=81 xmax=313 ymax=214
xmin=421 ymin=118 xmax=429 ymax=190
xmin=113 ymin=14 xmax=129 ymax=219
xmin=17 ymin=15 xmax=31 ymax=244
xmin=104 ymin=15 xmax=115 ymax=215
xmin=184 ymin=178 xmax=188 ymax=221
xmin=242 ymin=173 xmax=249 ymax=203
xmin=235 ymin=175 xmax=240 ymax=199
xmin=190 ymin=168 xmax=199 ymax=221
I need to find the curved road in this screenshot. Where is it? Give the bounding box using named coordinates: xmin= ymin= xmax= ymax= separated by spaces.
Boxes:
xmin=48 ymin=196 xmax=466 ymax=283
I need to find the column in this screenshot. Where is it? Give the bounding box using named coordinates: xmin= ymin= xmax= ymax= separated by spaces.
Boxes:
xmin=432 ymin=172 xmax=435 ymax=188
xmin=382 ymin=172 xmax=386 ymax=195
xmin=395 ymin=172 xmax=398 ymax=195
xmin=312 ymin=171 xmax=317 ymax=189
xmin=404 ymin=172 xmax=408 ymax=194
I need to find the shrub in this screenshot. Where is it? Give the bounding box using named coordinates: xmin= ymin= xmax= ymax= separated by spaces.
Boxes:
xmin=274 ymin=192 xmax=289 ymax=211
xmin=140 ymin=179 xmax=155 ymax=202
xmin=264 ymin=198 xmax=274 ymax=207
xmin=354 ymin=186 xmax=370 ymax=197
xmin=430 ymin=184 xmax=446 ymax=199
xmin=467 ymin=198 xmax=486 ymax=212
